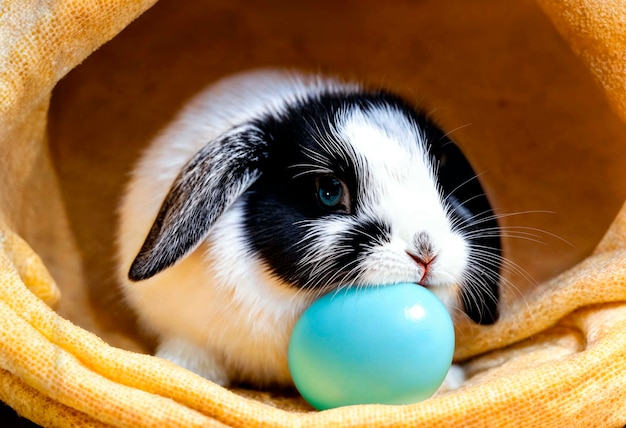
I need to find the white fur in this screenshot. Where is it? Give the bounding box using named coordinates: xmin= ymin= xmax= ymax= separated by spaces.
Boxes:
xmin=117 ymin=70 xmax=469 ymax=387
xmin=338 ymin=109 xmax=469 ymax=298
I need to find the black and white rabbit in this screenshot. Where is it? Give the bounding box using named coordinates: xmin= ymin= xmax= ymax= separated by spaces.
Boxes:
xmin=116 ymin=70 xmax=502 ymax=388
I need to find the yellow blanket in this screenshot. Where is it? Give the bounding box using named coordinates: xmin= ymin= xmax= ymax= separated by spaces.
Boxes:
xmin=1 ymin=0 xmax=626 ymax=426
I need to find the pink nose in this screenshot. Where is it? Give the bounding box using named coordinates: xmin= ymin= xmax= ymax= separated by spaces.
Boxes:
xmin=406 ymin=251 xmax=434 ymax=284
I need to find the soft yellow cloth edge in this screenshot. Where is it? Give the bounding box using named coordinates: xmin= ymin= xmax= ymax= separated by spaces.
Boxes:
xmin=2 ymin=211 xmax=626 ymax=427
xmin=536 ymin=0 xmax=626 ymax=122
xmin=0 ymin=368 xmax=111 ymax=428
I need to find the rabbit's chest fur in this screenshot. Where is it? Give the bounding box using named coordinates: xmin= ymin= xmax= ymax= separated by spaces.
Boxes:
xmin=124 ymin=202 xmax=313 ymax=386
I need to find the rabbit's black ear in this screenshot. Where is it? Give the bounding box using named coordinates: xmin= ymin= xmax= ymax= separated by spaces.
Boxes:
xmin=460 ymin=279 xmax=500 ymax=325
xmin=421 ymin=117 xmax=502 ymax=325
xmin=439 ymin=143 xmax=501 ymax=325
xmin=128 ymin=125 xmax=268 ymax=281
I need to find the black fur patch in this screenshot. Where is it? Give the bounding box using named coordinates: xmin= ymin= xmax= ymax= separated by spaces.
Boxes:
xmin=424 ymin=122 xmax=502 ymax=324
xmin=240 ymin=89 xmax=502 ymax=324
xmin=242 ymin=92 xmax=400 ymax=289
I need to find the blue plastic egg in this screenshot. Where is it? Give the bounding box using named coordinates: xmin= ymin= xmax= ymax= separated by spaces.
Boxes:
xmin=288 ymin=282 xmax=455 ymax=410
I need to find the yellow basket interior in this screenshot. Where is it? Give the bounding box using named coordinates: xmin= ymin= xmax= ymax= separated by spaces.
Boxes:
xmin=46 ymin=0 xmax=626 ymax=352
xmin=4 ymin=0 xmax=626 ymax=425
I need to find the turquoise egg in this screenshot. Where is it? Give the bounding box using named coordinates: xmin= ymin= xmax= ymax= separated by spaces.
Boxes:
xmin=288 ymin=282 xmax=455 ymax=410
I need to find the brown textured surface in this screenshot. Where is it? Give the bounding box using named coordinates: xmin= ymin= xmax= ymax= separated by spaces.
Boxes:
xmin=1 ymin=0 xmax=626 ymax=426
xmin=537 ymin=0 xmax=626 ymax=121
xmin=48 ymin=0 xmax=626 ymax=329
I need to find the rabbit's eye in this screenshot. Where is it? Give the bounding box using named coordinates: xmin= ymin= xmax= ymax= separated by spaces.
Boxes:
xmin=315 ymin=175 xmax=350 ymax=212
xmin=317 ymin=176 xmax=342 ymax=207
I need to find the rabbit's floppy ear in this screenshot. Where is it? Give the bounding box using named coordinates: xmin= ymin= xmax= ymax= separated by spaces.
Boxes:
xmin=128 ymin=124 xmax=268 ymax=281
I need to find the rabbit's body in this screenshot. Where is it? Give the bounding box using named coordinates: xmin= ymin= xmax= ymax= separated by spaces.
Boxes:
xmin=117 ymin=70 xmax=501 ymax=387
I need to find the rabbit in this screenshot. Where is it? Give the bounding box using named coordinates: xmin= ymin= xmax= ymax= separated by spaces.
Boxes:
xmin=116 ymin=70 xmax=502 ymax=388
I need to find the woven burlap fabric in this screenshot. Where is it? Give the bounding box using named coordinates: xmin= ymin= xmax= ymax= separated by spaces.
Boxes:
xmin=1 ymin=0 xmax=626 ymax=426
xmin=537 ymin=0 xmax=626 ymax=122
xmin=1 ymin=219 xmax=625 ymax=425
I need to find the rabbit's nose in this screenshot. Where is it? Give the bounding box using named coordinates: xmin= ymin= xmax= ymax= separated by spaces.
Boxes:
xmin=405 ymin=250 xmax=436 ymax=284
